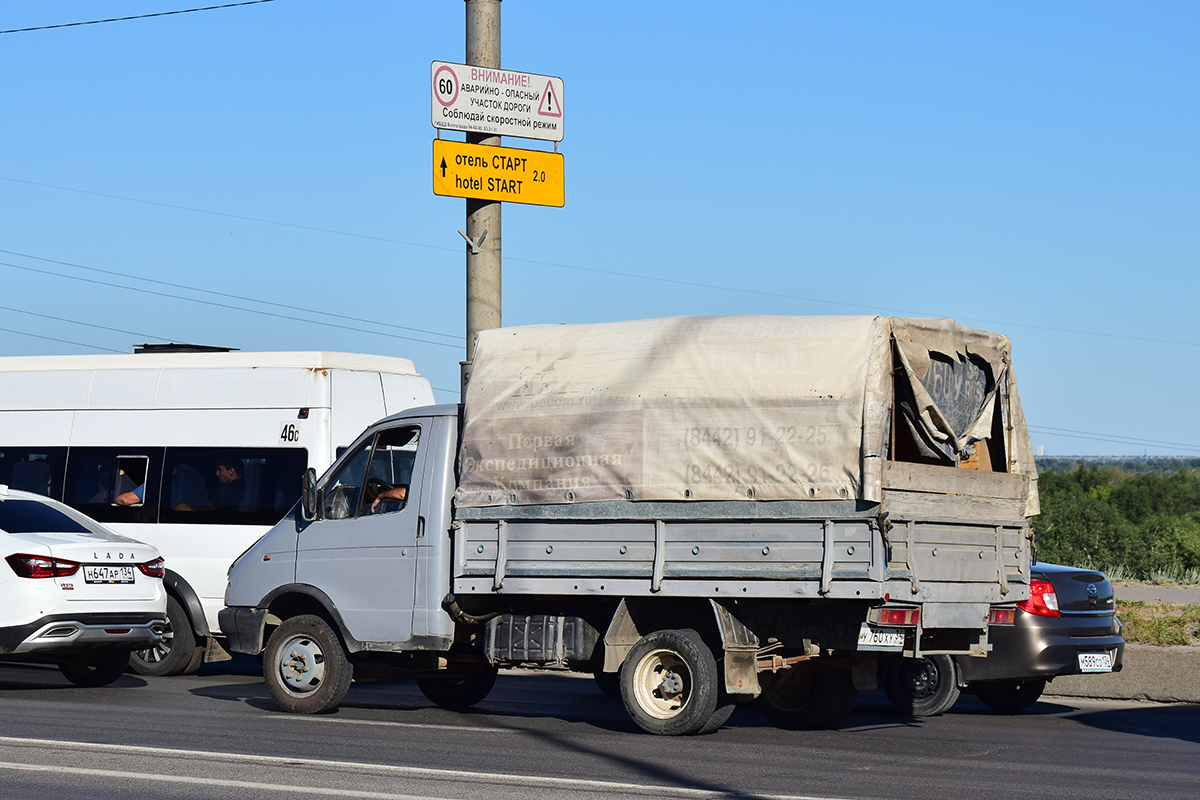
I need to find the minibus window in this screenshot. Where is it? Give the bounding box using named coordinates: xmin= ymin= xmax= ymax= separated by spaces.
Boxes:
xmin=159 ymin=447 xmax=308 ymax=526
xmin=63 ymin=448 xmax=163 ymax=524
xmin=0 ymin=448 xmax=67 ymax=500
xmin=112 ymin=455 xmax=150 ymax=507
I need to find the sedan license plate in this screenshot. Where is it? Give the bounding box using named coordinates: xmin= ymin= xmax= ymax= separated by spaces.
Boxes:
xmin=1078 ymin=652 xmax=1113 ymax=673
xmin=857 ymin=623 xmax=905 ymax=651
xmin=83 ymin=565 xmax=135 ymax=584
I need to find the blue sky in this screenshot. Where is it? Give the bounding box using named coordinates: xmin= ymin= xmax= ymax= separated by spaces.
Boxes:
xmin=1 ymin=1 xmax=1197 ymax=456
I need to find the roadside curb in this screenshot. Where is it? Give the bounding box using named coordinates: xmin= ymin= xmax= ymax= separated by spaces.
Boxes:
xmin=1115 ymin=585 xmax=1200 ymax=605
xmin=1045 ymin=644 xmax=1200 ymax=703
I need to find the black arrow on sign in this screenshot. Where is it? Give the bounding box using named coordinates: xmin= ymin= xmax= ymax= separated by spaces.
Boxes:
xmin=440 ymin=158 xmax=448 ymax=177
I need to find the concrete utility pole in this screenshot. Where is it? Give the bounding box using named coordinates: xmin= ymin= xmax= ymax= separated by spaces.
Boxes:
xmin=462 ymin=0 xmax=501 ymax=400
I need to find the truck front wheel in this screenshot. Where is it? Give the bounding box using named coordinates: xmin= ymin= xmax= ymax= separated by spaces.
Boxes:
xmin=263 ymin=615 xmax=353 ymax=714
xmin=620 ymin=629 xmax=719 ymax=736
xmin=417 ymin=667 xmax=499 ymax=710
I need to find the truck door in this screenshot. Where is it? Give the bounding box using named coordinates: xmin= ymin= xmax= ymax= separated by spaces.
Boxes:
xmin=295 ymin=422 xmax=427 ymax=644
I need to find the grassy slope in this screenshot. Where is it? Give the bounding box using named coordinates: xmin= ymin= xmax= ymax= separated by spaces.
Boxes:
xmin=1116 ymin=599 xmax=1200 ymax=646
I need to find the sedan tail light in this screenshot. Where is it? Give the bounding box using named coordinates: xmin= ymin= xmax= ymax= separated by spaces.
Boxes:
xmin=1018 ymin=579 xmax=1060 ymax=617
xmin=137 ymin=557 xmax=166 ymax=579
xmin=6 ymin=553 xmax=80 ymax=578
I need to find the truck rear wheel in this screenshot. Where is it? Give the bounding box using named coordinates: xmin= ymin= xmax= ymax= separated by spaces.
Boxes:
xmin=130 ymin=595 xmax=204 ymax=677
xmin=417 ymin=667 xmax=499 ymax=710
xmin=263 ymin=615 xmax=353 ymax=714
xmin=972 ymin=678 xmax=1046 ymax=713
xmin=755 ymin=667 xmax=858 ymax=730
xmin=881 ymin=654 xmax=961 ymax=717
xmin=620 ymin=629 xmax=719 ymax=736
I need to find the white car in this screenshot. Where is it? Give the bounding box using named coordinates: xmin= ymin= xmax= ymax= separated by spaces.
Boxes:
xmin=0 ymin=484 xmax=167 ymax=686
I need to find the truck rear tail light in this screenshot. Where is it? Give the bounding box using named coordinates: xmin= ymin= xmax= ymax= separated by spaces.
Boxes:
xmin=989 ymin=607 xmax=1017 ymax=625
xmin=1017 ymin=579 xmax=1060 ymax=617
xmin=137 ymin=557 xmax=166 ymax=578
xmin=875 ymin=607 xmax=920 ymax=626
xmin=6 ymin=553 xmax=80 ymax=578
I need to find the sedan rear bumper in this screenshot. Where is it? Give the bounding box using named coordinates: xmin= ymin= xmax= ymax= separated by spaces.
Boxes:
xmin=958 ymin=613 xmax=1125 ymax=683
xmin=0 ymin=613 xmax=165 ymax=658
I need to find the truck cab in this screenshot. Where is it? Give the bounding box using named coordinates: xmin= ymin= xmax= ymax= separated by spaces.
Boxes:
xmin=221 ymin=406 xmax=461 ymax=666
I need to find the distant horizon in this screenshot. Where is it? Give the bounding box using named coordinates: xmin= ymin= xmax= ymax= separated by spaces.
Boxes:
xmin=1035 ymin=455 xmax=1200 ymax=462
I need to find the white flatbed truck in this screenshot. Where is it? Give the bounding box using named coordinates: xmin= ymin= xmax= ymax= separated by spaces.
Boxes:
xmin=221 ymin=316 xmax=1039 ymax=735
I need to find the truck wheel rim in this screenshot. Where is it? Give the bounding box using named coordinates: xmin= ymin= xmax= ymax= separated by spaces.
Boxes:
xmin=633 ymin=648 xmax=691 ymax=719
xmin=907 ymin=659 xmax=940 ymax=700
xmin=278 ymin=635 xmax=326 ymax=694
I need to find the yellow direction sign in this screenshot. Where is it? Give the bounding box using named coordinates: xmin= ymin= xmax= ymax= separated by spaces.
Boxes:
xmin=433 ymin=139 xmax=564 ymax=208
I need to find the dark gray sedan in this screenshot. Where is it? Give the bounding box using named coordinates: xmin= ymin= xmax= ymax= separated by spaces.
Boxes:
xmin=880 ymin=562 xmax=1125 ymax=715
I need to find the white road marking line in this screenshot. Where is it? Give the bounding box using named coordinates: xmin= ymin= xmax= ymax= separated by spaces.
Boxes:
xmin=0 ymin=735 xmax=857 ymax=800
xmin=0 ymin=761 xmax=446 ymax=800
xmin=264 ymin=715 xmax=518 ymax=733
xmin=0 ymin=762 xmax=451 ymax=800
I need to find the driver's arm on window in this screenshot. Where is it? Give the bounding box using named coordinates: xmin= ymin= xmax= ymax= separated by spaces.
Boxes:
xmin=371 ymin=485 xmax=408 ymax=512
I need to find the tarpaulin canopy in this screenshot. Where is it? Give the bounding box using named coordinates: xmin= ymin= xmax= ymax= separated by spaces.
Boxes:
xmin=456 ymin=316 xmax=1037 ymax=514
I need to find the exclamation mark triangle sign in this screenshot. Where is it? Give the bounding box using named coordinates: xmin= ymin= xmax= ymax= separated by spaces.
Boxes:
xmin=539 ymin=80 xmax=562 ymax=118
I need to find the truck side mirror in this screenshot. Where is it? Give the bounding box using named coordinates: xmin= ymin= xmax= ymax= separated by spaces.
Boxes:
xmin=301 ymin=467 xmax=319 ymax=521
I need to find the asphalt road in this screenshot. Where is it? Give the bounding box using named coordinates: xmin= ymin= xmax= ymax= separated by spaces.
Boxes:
xmin=1 ymin=658 xmax=1197 ymax=800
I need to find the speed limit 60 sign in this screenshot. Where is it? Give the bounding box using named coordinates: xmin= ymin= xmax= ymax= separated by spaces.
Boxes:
xmin=431 ymin=60 xmax=564 ymax=142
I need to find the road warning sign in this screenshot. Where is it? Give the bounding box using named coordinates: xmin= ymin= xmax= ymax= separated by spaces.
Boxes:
xmin=431 ymin=61 xmax=565 ymax=143
xmin=539 ymin=80 xmax=562 ymax=119
xmin=433 ymin=139 xmax=564 ymax=208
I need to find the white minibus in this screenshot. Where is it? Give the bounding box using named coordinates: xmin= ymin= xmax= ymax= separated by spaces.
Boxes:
xmin=0 ymin=347 xmax=434 ymax=674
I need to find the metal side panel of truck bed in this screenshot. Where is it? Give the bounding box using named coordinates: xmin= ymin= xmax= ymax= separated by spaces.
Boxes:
xmin=451 ymin=465 xmax=1031 ymax=618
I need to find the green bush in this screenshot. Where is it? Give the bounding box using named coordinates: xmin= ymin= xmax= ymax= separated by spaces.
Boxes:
xmin=1034 ymin=465 xmax=1200 ymax=582
xmin=1144 ymin=515 xmax=1200 ymax=576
